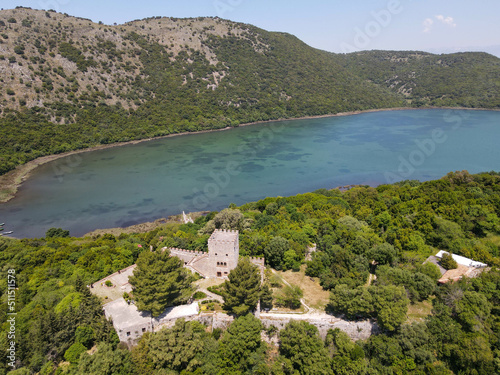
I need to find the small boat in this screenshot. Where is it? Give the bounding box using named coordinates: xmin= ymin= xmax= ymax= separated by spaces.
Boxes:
xmin=0 ymin=231 xmax=13 ymax=236
xmin=0 ymin=223 xmax=4 ymax=226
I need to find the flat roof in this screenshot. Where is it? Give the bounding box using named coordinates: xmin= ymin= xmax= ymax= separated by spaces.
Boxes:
xmin=104 ymin=298 xmax=199 ymax=331
xmin=104 ymin=298 xmax=151 ymax=330
xmin=435 ymin=250 xmax=487 ymax=267
xmin=209 ymin=229 xmax=238 ymax=242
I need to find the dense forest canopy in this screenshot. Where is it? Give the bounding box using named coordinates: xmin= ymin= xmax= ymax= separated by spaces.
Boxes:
xmin=0 ymin=8 xmax=499 ymax=175
xmin=1 ymin=171 xmax=500 ymax=374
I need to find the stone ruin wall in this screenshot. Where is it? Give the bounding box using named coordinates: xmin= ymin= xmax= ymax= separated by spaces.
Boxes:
xmin=196 ymin=313 xmax=378 ymax=341
xmin=168 ymin=248 xmax=204 ymax=265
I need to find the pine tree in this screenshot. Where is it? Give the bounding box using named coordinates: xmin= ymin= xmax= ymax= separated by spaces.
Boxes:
xmin=129 ymin=249 xmax=194 ymax=317
xmin=440 ymin=252 xmax=458 ymax=270
xmin=222 ymin=258 xmax=261 ymax=316
xmin=218 ymin=314 xmax=265 ymax=372
xmin=260 ymin=283 xmax=273 ymax=310
xmin=279 ymin=320 xmax=332 ymax=374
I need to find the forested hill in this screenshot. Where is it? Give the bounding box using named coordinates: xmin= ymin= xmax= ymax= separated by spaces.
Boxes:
xmin=0 ymin=7 xmax=499 ymax=175
xmin=340 ymin=50 xmax=500 ymax=108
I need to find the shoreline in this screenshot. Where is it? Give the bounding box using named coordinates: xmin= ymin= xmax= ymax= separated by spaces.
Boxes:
xmin=0 ymin=106 xmax=498 ymax=204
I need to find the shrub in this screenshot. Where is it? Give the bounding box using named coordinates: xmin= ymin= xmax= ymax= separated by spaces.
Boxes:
xmin=440 ymin=252 xmax=458 ymax=270
xmin=64 ymin=342 xmax=86 ymax=363
xmin=105 ymin=280 xmax=113 ymax=287
xmin=45 ymin=227 xmax=70 ymax=238
xmin=14 ymin=45 xmax=25 ymax=55
xmin=75 ymin=326 xmax=94 ymax=348
xmin=275 ymin=285 xmax=303 ymax=309
xmin=193 ymin=291 xmax=207 ymax=300
xmin=207 ymin=285 xmax=223 ymax=296
xmin=212 ymin=327 xmax=223 ymax=340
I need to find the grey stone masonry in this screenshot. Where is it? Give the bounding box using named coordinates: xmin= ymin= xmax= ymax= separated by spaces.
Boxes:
xmin=164 ymin=229 xmax=241 ymax=279
xmin=208 ymin=229 xmax=239 ymax=278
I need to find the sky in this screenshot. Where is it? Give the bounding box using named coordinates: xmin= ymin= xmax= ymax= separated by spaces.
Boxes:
xmin=2 ymin=0 xmax=500 ymax=57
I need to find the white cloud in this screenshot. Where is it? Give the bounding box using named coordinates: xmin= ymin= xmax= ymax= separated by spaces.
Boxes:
xmin=423 ymin=18 xmax=434 ymax=33
xmin=435 ymin=15 xmax=457 ymax=27
xmin=423 ymin=15 xmax=456 ymax=33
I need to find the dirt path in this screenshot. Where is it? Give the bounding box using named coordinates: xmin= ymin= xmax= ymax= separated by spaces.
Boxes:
xmin=271 ymin=269 xmax=314 ymax=314
xmin=366 ymin=273 xmax=377 ymax=286
xmin=197 ymin=288 xmax=224 ymax=304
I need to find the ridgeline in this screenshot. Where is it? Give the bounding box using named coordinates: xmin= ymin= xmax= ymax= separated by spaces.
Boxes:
xmin=0 ymin=7 xmax=499 ymax=175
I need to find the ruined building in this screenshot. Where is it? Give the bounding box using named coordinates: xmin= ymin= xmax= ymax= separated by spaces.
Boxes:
xmin=169 ymin=229 xmax=264 ymax=279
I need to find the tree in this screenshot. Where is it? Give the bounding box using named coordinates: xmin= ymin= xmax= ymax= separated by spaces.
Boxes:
xmin=417 ymin=261 xmax=442 ymax=281
xmin=373 ymin=285 xmax=409 ymax=332
xmin=77 ymin=343 xmax=133 ymax=375
xmin=45 ymin=227 xmax=70 ymax=238
xmin=325 ymin=328 xmax=367 ymax=375
xmin=328 ymin=284 xmax=373 ymax=319
xmin=75 ymin=326 xmax=94 ymax=348
xmin=455 ymin=291 xmax=492 ymax=332
xmin=369 ymin=243 xmax=397 ymax=265
xmin=329 ymin=284 xmax=408 ymax=331
xmin=275 ymin=284 xmax=303 ymax=309
xmin=264 ymin=236 xmax=290 ymax=270
xmin=279 ymin=320 xmax=331 ymax=375
xmin=64 ymin=342 xmax=86 ymax=363
xmin=283 ymin=249 xmax=301 ymax=271
xmin=440 ymin=252 xmax=458 ymax=270
xmin=199 ymin=208 xmax=245 ymax=234
xmin=218 ymin=314 xmax=266 ymax=373
xmin=396 ymin=323 xmax=436 ymax=367
xmin=260 ymin=283 xmax=273 ymax=310
xmin=409 ymin=272 xmax=435 ymax=301
xmin=146 ymin=319 xmax=213 ymax=373
xmin=129 ymin=249 xmax=194 ymax=317
xmin=222 ymin=257 xmax=261 ymax=316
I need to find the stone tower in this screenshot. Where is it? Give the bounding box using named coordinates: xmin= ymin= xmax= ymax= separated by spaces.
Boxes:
xmin=207 ymin=229 xmax=239 ymax=278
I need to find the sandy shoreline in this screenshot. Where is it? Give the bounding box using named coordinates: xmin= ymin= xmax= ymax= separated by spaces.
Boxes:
xmin=0 ymin=106 xmax=498 ymax=204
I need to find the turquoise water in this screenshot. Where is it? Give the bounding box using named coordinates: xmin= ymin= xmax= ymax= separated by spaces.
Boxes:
xmin=1 ymin=109 xmax=499 ymax=238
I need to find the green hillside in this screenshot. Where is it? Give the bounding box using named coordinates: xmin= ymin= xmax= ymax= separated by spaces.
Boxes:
xmin=1 ymin=171 xmax=500 ymax=374
xmin=340 ymin=50 xmax=500 ymax=107
xmin=0 ymin=7 xmax=499 ymax=175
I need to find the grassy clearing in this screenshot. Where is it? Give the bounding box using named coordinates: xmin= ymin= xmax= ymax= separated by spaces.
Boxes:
xmin=407 ymin=298 xmax=434 ymax=323
xmin=277 ymin=265 xmax=330 ymax=310
xmin=195 ymin=277 xmax=225 ymax=290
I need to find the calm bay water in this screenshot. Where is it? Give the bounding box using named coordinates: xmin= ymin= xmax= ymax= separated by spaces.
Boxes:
xmin=1 ymin=109 xmax=499 ymax=238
